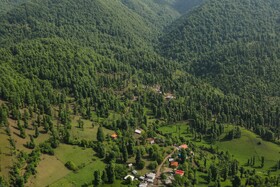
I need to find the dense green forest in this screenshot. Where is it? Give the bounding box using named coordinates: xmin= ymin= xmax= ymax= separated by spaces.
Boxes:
xmin=0 ymin=0 xmax=279 ymax=186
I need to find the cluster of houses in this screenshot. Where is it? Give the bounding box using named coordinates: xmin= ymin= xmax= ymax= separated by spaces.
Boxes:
xmin=124 ymin=168 xmax=156 ymax=187
xmin=150 ymin=85 xmax=175 ymax=100
xmin=122 ymin=143 xmax=195 ymax=186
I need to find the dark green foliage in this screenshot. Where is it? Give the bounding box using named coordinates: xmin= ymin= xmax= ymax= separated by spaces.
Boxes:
xmin=26 ymin=135 xmax=35 ymax=149
xmin=0 ymin=176 xmax=8 ymax=187
xmin=65 ymin=161 xmax=77 ymax=171
xmin=135 ymin=149 xmax=142 ymax=168
xmin=97 ymin=126 xmax=104 ymax=143
xmin=161 ymin=0 xmax=280 ymax=97
xmin=106 ymin=162 xmax=115 ymax=184
xmin=122 ymin=144 xmax=128 ymax=163
xmin=101 ymin=170 xmax=108 ymax=184
xmin=93 ymin=170 xmax=101 ymax=187
xmin=261 ymin=156 xmax=265 ymax=168
xmin=95 ymin=142 xmax=106 ymax=158
xmin=114 ymin=164 xmax=127 ymax=180
xmin=148 ymin=161 xmax=158 ymax=170
xmin=0 ymin=0 xmax=279 ymax=186
xmin=232 ymin=175 xmax=241 ymax=187
xmin=39 ymin=142 xmax=54 ymax=155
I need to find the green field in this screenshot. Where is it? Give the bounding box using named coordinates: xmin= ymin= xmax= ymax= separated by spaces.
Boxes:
xmin=71 ymin=117 xmax=114 ymax=142
xmin=158 ymin=121 xmax=190 ymax=137
xmin=29 ymin=144 xmax=105 ymax=187
xmin=216 ymin=126 xmax=280 ymax=173
xmin=27 ymin=154 xmax=70 ymax=187
xmin=52 ymin=144 xmax=104 ymax=186
xmin=49 ymin=160 xmax=105 ymax=187
xmin=159 ymin=122 xmax=280 ymax=186
xmin=54 ymin=144 xmax=95 ymax=166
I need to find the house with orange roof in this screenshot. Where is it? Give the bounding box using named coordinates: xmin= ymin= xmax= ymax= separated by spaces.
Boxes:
xmin=170 ymin=161 xmax=179 ymax=168
xmin=111 ymin=133 xmax=118 ymax=139
xmin=179 ymin=144 xmax=188 ymax=149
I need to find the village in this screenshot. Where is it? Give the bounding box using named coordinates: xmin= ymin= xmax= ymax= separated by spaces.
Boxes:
xmin=117 ymin=128 xmax=195 ymax=187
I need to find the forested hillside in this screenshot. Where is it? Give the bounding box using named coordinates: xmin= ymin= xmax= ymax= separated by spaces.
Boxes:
xmin=160 ymin=0 xmax=280 ymax=96
xmin=0 ymin=0 xmax=27 ymax=14
xmin=0 ymin=0 xmax=280 ymax=186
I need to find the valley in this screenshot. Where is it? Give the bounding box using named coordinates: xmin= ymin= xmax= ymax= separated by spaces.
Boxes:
xmin=0 ymin=0 xmax=280 ymax=187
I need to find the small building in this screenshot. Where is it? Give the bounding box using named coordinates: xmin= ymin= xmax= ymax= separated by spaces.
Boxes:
xmin=135 ymin=129 xmax=142 ymax=134
xmin=175 ymin=170 xmax=185 ymax=176
xmin=147 ymin=178 xmax=154 ymax=183
xmin=165 ymin=95 xmax=174 ymax=100
xmin=165 ymin=93 xmax=175 ymax=100
xmin=168 ymin=158 xmax=174 ymax=162
xmin=132 ymin=170 xmax=138 ymax=175
xmin=179 ymin=144 xmax=188 ymax=149
xmin=124 ymin=175 xmax=135 ymax=181
xmin=146 ymin=173 xmax=156 ymax=180
xmin=128 ymin=163 xmax=133 ymax=168
xmin=165 ymin=179 xmax=172 ymax=185
xmin=170 ymin=161 xmax=179 ymax=168
xmin=139 ymin=176 xmax=145 ymax=181
xmin=111 ymin=133 xmax=118 ymax=139
xmin=146 ymin=138 xmax=155 ymax=144
xmin=139 ymin=183 xmax=148 ymax=187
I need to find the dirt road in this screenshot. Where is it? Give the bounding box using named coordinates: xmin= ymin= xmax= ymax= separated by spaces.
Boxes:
xmin=153 ymin=147 xmax=177 ymax=186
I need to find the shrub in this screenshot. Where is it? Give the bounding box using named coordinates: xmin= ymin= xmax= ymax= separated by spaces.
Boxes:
xmin=65 ymin=161 xmax=77 ymax=171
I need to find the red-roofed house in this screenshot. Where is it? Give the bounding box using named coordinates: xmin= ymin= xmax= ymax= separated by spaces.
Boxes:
xmin=175 ymin=170 xmax=185 ymax=176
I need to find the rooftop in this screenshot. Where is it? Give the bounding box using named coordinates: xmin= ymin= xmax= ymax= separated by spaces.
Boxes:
xmin=146 ymin=173 xmax=156 ymax=180
xmin=135 ymin=129 xmax=142 ymax=134
xmin=179 ymin=144 xmax=188 ymax=149
xmin=124 ymin=175 xmax=135 ymax=181
xmin=175 ymin=170 xmax=185 ymax=176
xmin=170 ymin=161 xmax=179 ymax=168
xmin=111 ymin=133 xmax=118 ymax=139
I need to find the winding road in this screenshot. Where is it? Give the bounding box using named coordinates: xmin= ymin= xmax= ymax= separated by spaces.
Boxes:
xmin=153 ymin=147 xmax=177 ymax=186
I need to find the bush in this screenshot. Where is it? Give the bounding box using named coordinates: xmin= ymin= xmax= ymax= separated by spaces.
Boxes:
xmin=39 ymin=142 xmax=54 ymax=155
xmin=65 ymin=161 xmax=77 ymax=171
xmin=137 ymin=160 xmax=145 ymax=170
xmin=148 ymin=161 xmax=158 ymax=170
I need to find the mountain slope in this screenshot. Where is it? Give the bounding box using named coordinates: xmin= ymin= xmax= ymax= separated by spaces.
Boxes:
xmin=171 ymin=0 xmax=204 ymax=13
xmin=160 ymin=0 xmax=280 ymax=96
xmin=0 ymin=0 xmax=27 ymax=15
xmin=1 ymin=1 xmax=280 ymax=186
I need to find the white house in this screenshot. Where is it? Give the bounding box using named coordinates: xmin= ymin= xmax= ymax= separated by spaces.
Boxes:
xmin=124 ymin=175 xmax=135 ymax=181
xmin=168 ymin=158 xmax=174 ymax=162
xmin=132 ymin=170 xmax=138 ymax=175
xmin=139 ymin=183 xmax=148 ymax=187
xmin=135 ymin=129 xmax=142 ymax=134
xmin=146 ymin=173 xmax=156 ymax=180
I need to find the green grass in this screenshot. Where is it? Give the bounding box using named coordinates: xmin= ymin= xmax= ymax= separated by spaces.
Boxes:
xmin=71 ymin=117 xmax=114 ymax=141
xmin=54 ymin=144 xmax=95 ymax=166
xmin=45 ymin=144 xmax=105 ymax=186
xmin=27 ymin=154 xmax=70 ymax=187
xmin=49 ymin=158 xmax=105 ymax=187
xmin=158 ymin=121 xmax=190 ymax=137
xmin=216 ymin=126 xmax=280 ymax=173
